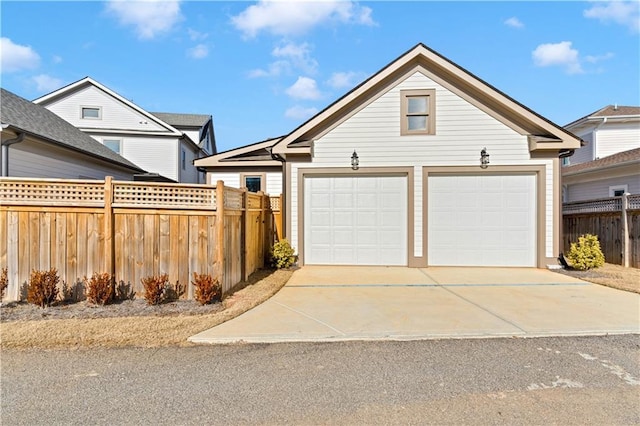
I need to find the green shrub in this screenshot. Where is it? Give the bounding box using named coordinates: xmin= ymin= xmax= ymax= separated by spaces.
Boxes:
xmin=0 ymin=267 xmax=8 ymax=301
xmin=567 ymin=234 xmax=605 ymax=271
xmin=141 ymin=274 xmax=169 ymax=306
xmin=270 ymin=239 xmax=296 ymax=269
xmin=85 ymin=272 xmax=114 ymax=305
xmin=191 ymin=273 xmax=221 ymax=305
xmin=27 ymin=268 xmax=60 ymax=308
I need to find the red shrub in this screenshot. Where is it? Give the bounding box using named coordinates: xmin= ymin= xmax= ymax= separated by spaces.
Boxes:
xmin=85 ymin=272 xmax=114 ymax=305
xmin=27 ymin=268 xmax=60 ymax=308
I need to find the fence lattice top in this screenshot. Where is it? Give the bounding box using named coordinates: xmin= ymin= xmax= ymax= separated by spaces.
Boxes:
xmin=270 ymin=196 xmax=281 ymax=212
xmin=113 ymin=182 xmax=216 ymax=209
xmin=0 ymin=178 xmax=105 ymax=206
xmin=563 ymin=194 xmax=640 ymax=214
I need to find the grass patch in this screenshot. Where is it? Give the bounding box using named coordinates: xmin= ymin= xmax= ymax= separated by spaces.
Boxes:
xmin=553 ymin=263 xmax=640 ymax=294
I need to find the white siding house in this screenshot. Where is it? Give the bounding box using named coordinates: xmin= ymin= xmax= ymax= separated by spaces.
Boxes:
xmin=33 ymin=77 xmax=213 ymax=183
xmin=270 ymin=43 xmax=580 ymax=268
xmin=1 ymin=88 xmax=144 ymax=180
xmin=562 ymin=105 xmax=640 ymax=201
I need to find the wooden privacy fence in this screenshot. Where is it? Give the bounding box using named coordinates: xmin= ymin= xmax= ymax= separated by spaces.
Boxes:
xmin=0 ymin=177 xmax=274 ymax=302
xmin=563 ymin=194 xmax=640 ymax=268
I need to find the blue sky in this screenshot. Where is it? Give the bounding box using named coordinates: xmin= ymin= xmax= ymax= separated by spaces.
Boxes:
xmin=1 ymin=1 xmax=639 ymax=152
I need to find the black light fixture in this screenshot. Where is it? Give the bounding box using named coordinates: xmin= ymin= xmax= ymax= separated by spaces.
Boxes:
xmin=351 ymin=150 xmax=359 ymax=170
xmin=480 ymin=147 xmax=490 ymax=169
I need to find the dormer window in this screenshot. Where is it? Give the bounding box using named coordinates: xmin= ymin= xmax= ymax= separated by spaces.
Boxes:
xmin=81 ymin=106 xmax=101 ymax=119
xmin=401 ymin=89 xmax=435 ymax=135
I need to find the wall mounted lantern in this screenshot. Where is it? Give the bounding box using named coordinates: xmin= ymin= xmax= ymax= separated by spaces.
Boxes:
xmin=351 ymin=150 xmax=359 ymax=170
xmin=480 ymin=148 xmax=490 ymax=169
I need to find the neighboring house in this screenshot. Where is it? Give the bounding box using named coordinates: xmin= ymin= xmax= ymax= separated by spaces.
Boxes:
xmin=33 ymin=77 xmax=214 ymax=183
xmin=195 ymin=136 xmax=283 ymax=195
xmin=1 ymin=88 xmax=145 ymax=180
xmin=562 ymin=105 xmax=640 ymax=202
xmin=562 ymin=147 xmax=640 ymax=202
xmin=197 ymin=43 xmax=582 ymax=268
xmin=564 ymin=105 xmax=640 ymax=166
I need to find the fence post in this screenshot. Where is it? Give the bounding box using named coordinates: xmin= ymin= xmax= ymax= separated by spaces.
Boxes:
xmin=242 ymin=188 xmax=249 ymax=282
xmin=216 ymin=181 xmax=225 ymax=293
xmin=622 ymin=193 xmax=629 ymax=268
xmin=103 ymin=176 xmax=115 ymax=278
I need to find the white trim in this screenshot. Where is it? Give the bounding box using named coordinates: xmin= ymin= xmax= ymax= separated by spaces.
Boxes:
xmin=609 ymin=184 xmax=628 ymax=197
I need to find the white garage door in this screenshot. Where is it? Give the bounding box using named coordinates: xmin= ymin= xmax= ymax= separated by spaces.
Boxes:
xmin=304 ymin=176 xmax=407 ymax=265
xmin=428 ymin=174 xmax=536 ymax=267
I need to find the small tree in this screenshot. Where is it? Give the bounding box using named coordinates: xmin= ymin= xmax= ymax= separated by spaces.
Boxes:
xmin=567 ymin=234 xmax=605 ymax=271
xmin=270 ymin=239 xmax=295 ymax=269
xmin=27 ymin=268 xmax=60 ymax=308
xmin=141 ymin=274 xmax=169 ymax=306
xmin=85 ymin=272 xmax=114 ymax=305
xmin=191 ymin=273 xmax=221 ymax=305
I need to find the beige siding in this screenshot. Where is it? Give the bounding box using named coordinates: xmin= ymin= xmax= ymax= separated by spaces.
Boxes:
xmin=266 ymin=172 xmax=283 ymax=195
xmin=566 ymin=174 xmax=640 ymax=202
xmin=208 ymin=172 xmax=240 ymax=187
xmin=42 ymin=85 xmax=168 ymax=132
xmin=289 ymin=71 xmax=555 ymax=260
xmin=7 ymin=139 xmax=136 ymax=180
xmin=206 ymin=172 xmax=282 ymax=194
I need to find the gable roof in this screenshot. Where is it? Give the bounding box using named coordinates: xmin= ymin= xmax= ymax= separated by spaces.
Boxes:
xmin=562 ymin=147 xmax=640 ymax=176
xmin=565 ymin=105 xmax=640 ymax=128
xmin=1 ymin=88 xmax=145 ymax=172
xmin=33 ymin=77 xmax=184 ymax=136
xmin=194 ymin=136 xmax=283 ymax=168
xmin=151 ymin=112 xmax=211 ymax=128
xmin=273 ymin=42 xmax=582 ymax=155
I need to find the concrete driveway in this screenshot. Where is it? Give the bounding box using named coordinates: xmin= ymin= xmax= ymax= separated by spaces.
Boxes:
xmin=189 ymin=266 xmax=640 ymax=344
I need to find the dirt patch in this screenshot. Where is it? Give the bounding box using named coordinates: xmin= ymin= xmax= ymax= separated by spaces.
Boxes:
xmin=552 ymin=263 xmax=640 ymax=294
xmin=0 ymin=268 xmax=293 ymax=350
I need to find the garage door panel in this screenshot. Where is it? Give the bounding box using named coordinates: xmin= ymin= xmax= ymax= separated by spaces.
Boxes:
xmin=428 ymin=174 xmax=536 ymax=267
xmin=305 ymin=176 xmax=407 ymax=266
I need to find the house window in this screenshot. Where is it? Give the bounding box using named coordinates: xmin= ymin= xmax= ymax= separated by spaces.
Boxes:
xmin=609 ymin=185 xmax=628 ymax=197
xmin=562 ymin=157 xmax=570 ymax=166
xmin=181 ymin=149 xmax=186 ymax=170
xmin=103 ymin=138 xmax=121 ymax=154
xmin=400 ymin=89 xmax=435 ymax=135
xmin=243 ymin=175 xmax=263 ymax=193
xmin=81 ymin=106 xmax=101 ymax=119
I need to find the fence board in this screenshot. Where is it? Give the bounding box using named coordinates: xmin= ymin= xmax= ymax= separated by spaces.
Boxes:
xmin=563 ymin=194 xmax=639 ymax=268
xmin=1 ymin=177 xmax=272 ymax=301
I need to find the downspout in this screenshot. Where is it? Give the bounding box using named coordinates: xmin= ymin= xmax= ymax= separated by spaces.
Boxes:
xmin=1 ymin=131 xmax=25 ymax=177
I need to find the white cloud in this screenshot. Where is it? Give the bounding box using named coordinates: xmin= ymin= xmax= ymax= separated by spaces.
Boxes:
xmin=231 ymin=0 xmax=375 ymax=38
xmin=0 ymin=37 xmax=40 ymax=73
xmin=187 ymin=44 xmax=208 ymax=59
xmin=105 ymin=0 xmax=183 ymax=40
xmin=504 ymin=17 xmax=524 ymax=28
xmin=532 ymin=41 xmax=583 ymax=74
xmin=188 ymin=28 xmax=208 ymax=41
xmin=326 ymin=71 xmax=368 ymax=89
xmin=585 ymin=52 xmax=615 ymax=63
xmin=584 ymin=1 xmax=640 ymax=33
xmin=285 ymin=105 xmax=319 ymax=120
xmin=272 ymin=42 xmax=318 ymax=74
xmin=32 ymin=74 xmax=63 ymax=93
xmin=285 ymin=76 xmax=322 ymax=100
xmin=248 ymin=60 xmax=290 ymax=78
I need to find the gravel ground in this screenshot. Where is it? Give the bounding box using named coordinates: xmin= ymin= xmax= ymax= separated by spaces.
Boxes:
xmin=0 ymin=298 xmax=223 ymax=322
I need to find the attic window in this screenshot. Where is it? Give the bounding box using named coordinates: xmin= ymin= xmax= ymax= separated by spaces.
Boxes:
xmin=400 ymin=89 xmax=435 ymax=135
xmin=81 ymin=106 xmax=101 ymax=119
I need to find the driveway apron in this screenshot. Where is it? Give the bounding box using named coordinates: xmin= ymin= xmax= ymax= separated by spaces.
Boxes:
xmin=189 ymin=266 xmax=640 ymax=344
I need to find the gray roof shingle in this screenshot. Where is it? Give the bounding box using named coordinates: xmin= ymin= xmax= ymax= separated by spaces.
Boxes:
xmin=1 ymin=88 xmax=144 ymax=172
xmin=151 ymin=112 xmax=211 ymax=128
xmin=563 ymin=147 xmax=640 ymax=175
